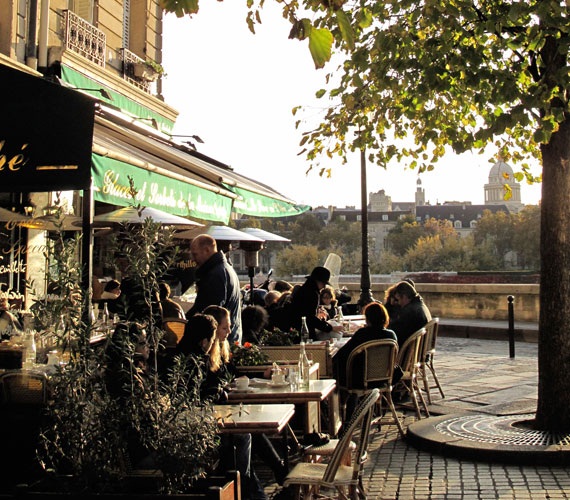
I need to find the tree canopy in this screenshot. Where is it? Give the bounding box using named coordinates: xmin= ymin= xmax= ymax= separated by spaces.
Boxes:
xmin=161 ymin=0 xmax=570 ymax=430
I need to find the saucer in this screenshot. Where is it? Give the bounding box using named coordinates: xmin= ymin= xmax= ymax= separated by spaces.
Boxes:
xmin=269 ymin=381 xmax=290 ymax=388
xmin=231 ymin=387 xmax=257 ymax=393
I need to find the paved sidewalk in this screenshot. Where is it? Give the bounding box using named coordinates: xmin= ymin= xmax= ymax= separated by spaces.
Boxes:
xmin=261 ymin=337 xmax=570 ymax=499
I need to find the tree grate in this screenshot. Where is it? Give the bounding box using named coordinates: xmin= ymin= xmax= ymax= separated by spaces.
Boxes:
xmin=435 ymin=414 xmax=570 ymax=446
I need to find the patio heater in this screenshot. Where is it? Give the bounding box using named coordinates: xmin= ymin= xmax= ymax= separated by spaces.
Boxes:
xmin=240 ymin=240 xmax=265 ymax=304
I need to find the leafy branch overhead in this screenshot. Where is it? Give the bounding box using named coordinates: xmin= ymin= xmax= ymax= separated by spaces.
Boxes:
xmin=160 ymin=0 xmax=556 ymax=183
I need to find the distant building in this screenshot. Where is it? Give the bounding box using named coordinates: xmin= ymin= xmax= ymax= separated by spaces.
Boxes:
xmin=415 ymin=203 xmax=509 ymax=238
xmin=484 ymin=160 xmax=524 ymax=212
xmin=312 ymin=158 xmax=528 ymax=251
xmin=233 ymin=158 xmax=530 ymax=273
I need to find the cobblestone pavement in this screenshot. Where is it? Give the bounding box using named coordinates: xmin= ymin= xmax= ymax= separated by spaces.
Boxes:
xmin=259 ymin=337 xmax=570 ymax=499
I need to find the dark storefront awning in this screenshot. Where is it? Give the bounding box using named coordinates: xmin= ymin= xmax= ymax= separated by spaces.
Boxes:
xmin=0 ymin=64 xmax=95 ymax=192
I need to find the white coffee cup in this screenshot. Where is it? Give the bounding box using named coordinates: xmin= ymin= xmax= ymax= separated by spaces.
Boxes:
xmin=235 ymin=376 xmax=249 ymax=390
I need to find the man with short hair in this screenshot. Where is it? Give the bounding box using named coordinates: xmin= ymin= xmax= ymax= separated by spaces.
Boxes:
xmin=388 ymin=280 xmax=432 ymax=346
xmin=186 ymin=234 xmax=242 ymax=344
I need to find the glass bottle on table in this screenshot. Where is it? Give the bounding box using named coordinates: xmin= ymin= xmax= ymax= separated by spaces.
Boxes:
xmin=102 ymin=302 xmax=110 ymax=326
xmin=23 ymin=329 xmax=36 ymax=368
xmin=334 ymin=305 xmax=344 ymax=323
xmin=298 ymin=341 xmax=310 ymax=390
xmin=300 ymin=316 xmax=310 ymax=344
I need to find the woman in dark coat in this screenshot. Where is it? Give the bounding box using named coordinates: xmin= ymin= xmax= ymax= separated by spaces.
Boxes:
xmin=333 ymin=302 xmax=397 ymax=422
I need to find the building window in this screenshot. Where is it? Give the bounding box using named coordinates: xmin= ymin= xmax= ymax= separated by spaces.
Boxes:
xmin=70 ymin=0 xmax=94 ymax=24
xmin=454 ymin=220 xmax=462 ymax=229
xmin=382 ymin=214 xmax=388 ymax=221
xmin=470 ymin=220 xmax=477 ymax=228
xmin=356 ymin=215 xmax=361 ymax=221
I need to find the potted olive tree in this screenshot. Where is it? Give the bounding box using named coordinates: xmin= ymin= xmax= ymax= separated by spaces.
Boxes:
xmin=22 ymin=190 xmax=232 ymax=498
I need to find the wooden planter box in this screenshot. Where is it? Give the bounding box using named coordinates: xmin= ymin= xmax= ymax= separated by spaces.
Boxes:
xmin=11 ymin=471 xmax=239 ymax=500
xmin=258 ymin=343 xmax=334 ymax=378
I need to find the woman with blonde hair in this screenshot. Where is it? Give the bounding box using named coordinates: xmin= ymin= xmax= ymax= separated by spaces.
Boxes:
xmin=202 ymin=305 xmax=231 ymax=374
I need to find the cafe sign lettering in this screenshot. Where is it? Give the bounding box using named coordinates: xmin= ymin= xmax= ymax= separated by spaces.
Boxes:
xmin=0 ymin=140 xmax=29 ymax=172
xmin=92 ymin=155 xmax=233 ymax=223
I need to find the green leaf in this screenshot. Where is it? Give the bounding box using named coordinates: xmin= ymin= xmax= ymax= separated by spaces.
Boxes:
xmin=160 ymin=0 xmax=199 ymax=16
xmin=308 ymin=28 xmax=334 ymax=69
xmin=335 ymin=10 xmax=355 ymax=51
xmin=357 ymin=8 xmax=373 ymax=29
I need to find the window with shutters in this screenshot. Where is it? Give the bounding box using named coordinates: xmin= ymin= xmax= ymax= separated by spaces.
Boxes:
xmin=70 ymin=0 xmax=93 ymax=24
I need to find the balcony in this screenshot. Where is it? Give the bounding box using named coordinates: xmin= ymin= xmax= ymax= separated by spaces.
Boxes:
xmin=63 ymin=10 xmax=106 ymax=67
xmin=120 ymin=49 xmax=154 ymax=93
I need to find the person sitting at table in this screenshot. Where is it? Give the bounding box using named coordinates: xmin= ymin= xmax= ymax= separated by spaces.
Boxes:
xmin=333 ymin=302 xmax=398 ymax=422
xmin=91 ymin=274 xmax=104 ymax=302
xmin=241 ymin=305 xmax=269 ymax=344
xmin=388 ymin=280 xmax=432 ymax=347
xmin=383 ymin=283 xmax=401 ymax=322
xmin=264 ymin=290 xmax=281 ymax=309
xmin=204 ymin=305 xmax=288 ymax=486
xmin=271 ymin=280 xmax=293 ymax=293
xmin=288 ymin=266 xmax=343 ymax=341
xmin=177 ymin=313 xmax=267 ymax=500
xmin=159 ymin=281 xmax=185 ymax=320
xmin=0 ymin=297 xmax=22 ymax=339
xmin=318 ymin=285 xmax=338 ymax=321
xmin=100 ymin=279 xmax=121 ymax=316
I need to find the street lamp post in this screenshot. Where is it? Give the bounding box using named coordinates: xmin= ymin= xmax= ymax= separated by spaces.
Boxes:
xmin=358 ymin=147 xmax=374 ymax=309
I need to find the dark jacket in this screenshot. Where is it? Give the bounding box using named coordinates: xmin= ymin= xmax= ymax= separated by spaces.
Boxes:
xmin=186 ymin=251 xmax=242 ymax=344
xmin=176 ymin=343 xmax=228 ymax=404
xmin=289 ymin=277 xmax=332 ymax=340
xmin=333 ymin=326 xmax=397 ymax=389
xmin=389 ymin=295 xmax=432 ymax=347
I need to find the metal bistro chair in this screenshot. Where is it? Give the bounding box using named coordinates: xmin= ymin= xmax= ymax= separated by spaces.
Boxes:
xmin=162 ymin=317 xmax=187 ymax=347
xmin=0 ymin=371 xmax=49 ymax=407
xmin=304 ymin=339 xmax=404 ymax=467
xmin=419 ymin=318 xmax=444 ymax=404
xmin=340 ymin=339 xmax=405 ymax=437
xmin=393 ymin=327 xmax=430 ymax=419
xmin=285 ymin=388 xmax=380 ymax=500
xmin=0 ymin=371 xmax=49 ymax=483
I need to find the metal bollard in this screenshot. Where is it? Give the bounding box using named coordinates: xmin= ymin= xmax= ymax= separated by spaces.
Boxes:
xmin=508 ymin=295 xmax=515 ymax=358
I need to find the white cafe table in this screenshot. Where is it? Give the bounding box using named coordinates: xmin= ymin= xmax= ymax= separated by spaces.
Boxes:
xmin=214 ymin=403 xmax=295 ymax=435
xmin=214 ymin=403 xmax=295 ymax=469
xmin=227 ymin=379 xmax=337 ymax=433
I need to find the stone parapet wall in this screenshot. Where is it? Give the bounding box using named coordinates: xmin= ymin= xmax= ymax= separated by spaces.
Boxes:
xmin=336 ymin=283 xmax=540 ymax=323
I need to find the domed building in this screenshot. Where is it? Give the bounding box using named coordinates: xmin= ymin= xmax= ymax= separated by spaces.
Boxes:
xmin=484 ymin=159 xmax=523 ymax=212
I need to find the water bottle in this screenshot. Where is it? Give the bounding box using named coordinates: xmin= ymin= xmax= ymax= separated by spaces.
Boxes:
xmin=23 ymin=330 xmax=36 ymax=368
xmin=300 ymin=316 xmax=310 ymax=344
xmin=334 ymin=305 xmax=344 ymax=322
xmin=102 ymin=302 xmax=110 ymax=326
xmin=298 ymin=341 xmax=310 ymax=390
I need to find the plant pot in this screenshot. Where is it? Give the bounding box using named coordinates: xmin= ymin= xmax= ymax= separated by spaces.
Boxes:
xmin=130 ymin=62 xmax=159 ymax=82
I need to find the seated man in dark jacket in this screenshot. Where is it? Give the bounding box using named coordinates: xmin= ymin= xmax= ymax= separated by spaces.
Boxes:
xmin=288 ymin=266 xmax=343 ymax=341
xmin=388 ymin=281 xmax=432 ymax=347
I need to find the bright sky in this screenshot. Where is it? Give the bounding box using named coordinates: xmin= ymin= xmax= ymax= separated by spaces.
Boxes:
xmin=162 ymin=2 xmax=542 ymax=210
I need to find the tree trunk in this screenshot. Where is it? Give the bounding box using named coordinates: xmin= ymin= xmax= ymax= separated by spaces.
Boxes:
xmin=535 ymin=118 xmax=570 ymax=431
